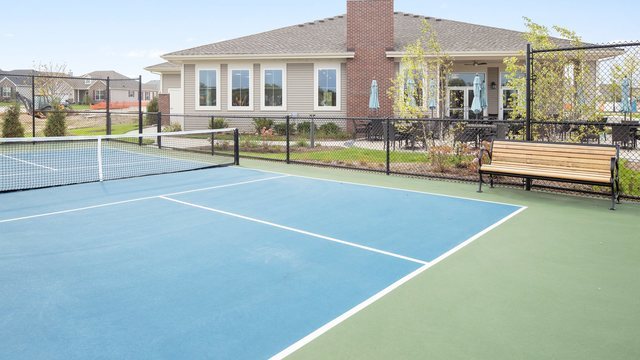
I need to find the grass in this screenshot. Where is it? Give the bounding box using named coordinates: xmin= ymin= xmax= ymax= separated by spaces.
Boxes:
xmin=68 ymin=123 xmax=138 ymax=136
xmin=69 ymin=104 xmax=91 ymax=111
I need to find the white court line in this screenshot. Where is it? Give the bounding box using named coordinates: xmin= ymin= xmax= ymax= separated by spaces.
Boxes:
xmin=237 ymin=167 xmax=525 ymax=208
xmin=0 ymin=175 xmax=289 ymax=223
xmin=0 ymin=159 xmax=168 ymax=178
xmin=159 ymin=196 xmax=428 ymax=266
xmin=269 ymin=206 xmax=528 ymax=360
xmin=0 ymin=154 xmax=58 ymax=171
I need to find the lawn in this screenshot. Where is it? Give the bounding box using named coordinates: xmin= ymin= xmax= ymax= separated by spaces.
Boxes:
xmin=68 ymin=123 xmax=139 ymax=136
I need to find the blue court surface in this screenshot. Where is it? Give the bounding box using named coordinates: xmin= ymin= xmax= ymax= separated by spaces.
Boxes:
xmin=0 ymin=167 xmax=524 ymax=359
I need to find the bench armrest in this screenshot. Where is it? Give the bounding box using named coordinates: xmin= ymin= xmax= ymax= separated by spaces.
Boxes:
xmin=477 ymin=147 xmax=491 ymax=169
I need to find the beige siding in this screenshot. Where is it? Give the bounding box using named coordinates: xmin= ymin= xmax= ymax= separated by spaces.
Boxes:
xmin=487 ymin=67 xmax=499 ymax=116
xmin=181 ymin=61 xmax=347 ymax=130
xmin=162 ymin=74 xmax=180 ymax=93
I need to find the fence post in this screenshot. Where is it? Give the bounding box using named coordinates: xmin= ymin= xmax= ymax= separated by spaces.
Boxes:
xmin=285 ymin=115 xmax=291 ymax=164
xmin=309 ymin=114 xmax=315 ymax=148
xmin=386 ymin=118 xmax=391 ymax=175
xmin=106 ymin=77 xmax=111 ymax=136
xmin=156 ymin=112 xmax=162 ymax=149
xmin=138 ymin=75 xmax=143 ymax=135
xmin=233 ymin=128 xmax=240 ymax=165
xmin=31 ymin=74 xmax=35 ymax=138
xmin=525 ymin=43 xmax=533 ymax=190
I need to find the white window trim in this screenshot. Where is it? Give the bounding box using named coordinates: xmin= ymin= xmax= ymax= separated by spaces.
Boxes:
xmin=499 ymin=71 xmax=523 ymax=120
xmin=195 ymin=64 xmax=221 ymax=111
xmin=314 ymin=63 xmax=341 ymax=111
xmin=227 ymin=65 xmax=254 ymax=111
xmin=2 ymin=87 xmax=11 ymax=97
xmin=260 ymin=64 xmax=287 ymax=111
xmin=95 ymin=89 xmax=105 ymax=101
xmin=398 ymin=63 xmax=430 ymax=109
xmin=84 ymin=78 xmax=92 ymax=85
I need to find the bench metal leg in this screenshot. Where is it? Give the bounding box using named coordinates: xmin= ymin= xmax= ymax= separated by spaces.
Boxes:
xmin=477 ymin=172 xmax=483 ymax=193
xmin=610 ymin=181 xmax=616 ymax=211
xmin=490 ymin=175 xmax=494 ymax=188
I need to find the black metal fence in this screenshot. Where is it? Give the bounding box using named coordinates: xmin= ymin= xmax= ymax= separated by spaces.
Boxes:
xmin=523 ymin=41 xmax=640 ymax=198
xmin=0 ymin=72 xmax=153 ymax=137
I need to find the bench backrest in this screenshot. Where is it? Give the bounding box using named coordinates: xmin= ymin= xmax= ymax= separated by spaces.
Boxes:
xmin=491 ymin=141 xmax=617 ymax=172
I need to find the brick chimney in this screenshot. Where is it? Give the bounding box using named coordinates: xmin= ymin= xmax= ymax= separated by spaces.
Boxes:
xmin=346 ymin=0 xmax=395 ymax=118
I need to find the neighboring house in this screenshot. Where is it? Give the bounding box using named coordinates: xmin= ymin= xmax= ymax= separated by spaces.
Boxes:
xmin=146 ymin=0 xmax=584 ymax=129
xmin=0 ymin=69 xmax=74 ymax=105
xmin=0 ymin=70 xmax=37 ymax=101
xmin=66 ymin=71 xmax=158 ymax=104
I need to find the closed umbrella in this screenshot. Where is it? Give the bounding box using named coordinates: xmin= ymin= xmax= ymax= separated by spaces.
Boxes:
xmin=369 ymin=80 xmax=380 ymax=112
xmin=428 ymin=79 xmax=437 ymax=117
xmin=481 ymin=80 xmax=488 ymax=111
xmin=406 ymin=78 xmax=417 ymax=107
xmin=471 ymin=74 xmax=483 ymax=119
xmin=621 ymin=77 xmax=631 ymax=119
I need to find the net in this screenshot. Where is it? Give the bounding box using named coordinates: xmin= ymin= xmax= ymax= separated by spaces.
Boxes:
xmin=0 ymin=128 xmax=239 ymax=192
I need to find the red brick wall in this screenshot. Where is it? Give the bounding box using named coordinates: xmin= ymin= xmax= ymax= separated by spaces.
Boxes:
xmin=346 ymin=0 xmax=395 ymax=118
xmin=158 ymin=93 xmax=170 ymax=125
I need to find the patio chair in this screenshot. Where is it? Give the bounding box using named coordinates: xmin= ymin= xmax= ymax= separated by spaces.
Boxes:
xmin=612 ymin=124 xmax=635 ymax=149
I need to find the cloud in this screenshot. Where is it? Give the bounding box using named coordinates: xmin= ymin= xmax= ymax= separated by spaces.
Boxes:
xmin=125 ymin=49 xmax=166 ymax=59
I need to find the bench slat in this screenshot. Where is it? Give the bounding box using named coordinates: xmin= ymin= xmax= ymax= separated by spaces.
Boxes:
xmin=492 ymin=148 xmax=614 ymax=161
xmin=492 ymin=154 xmax=611 ymax=169
xmin=481 ymin=164 xmax=611 ymax=183
xmin=489 ymin=161 xmax=610 ymax=174
xmin=493 ymin=142 xmax=616 ymax=156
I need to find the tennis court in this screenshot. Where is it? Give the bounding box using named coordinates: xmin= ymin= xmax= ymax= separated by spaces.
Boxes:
xmin=0 ymin=130 xmax=527 ymax=359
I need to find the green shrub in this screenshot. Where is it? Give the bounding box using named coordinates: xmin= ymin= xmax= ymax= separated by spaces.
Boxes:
xmin=619 ymin=160 xmax=640 ymax=196
xmin=44 ymin=101 xmax=67 ymax=137
xmin=209 ymin=117 xmax=229 ymax=129
xmin=296 ymin=121 xmax=318 ymax=134
xmin=296 ymin=139 xmax=308 ymax=147
xmin=82 ymin=93 xmax=91 ymax=105
xmin=253 ymin=117 xmax=274 ymax=133
xmin=273 ymin=122 xmax=295 ymax=136
xmin=162 ymin=122 xmax=182 ymax=132
xmin=1 ymin=103 xmax=25 ymax=138
xmin=318 ymin=122 xmax=341 ymax=136
xmin=144 ymin=97 xmax=158 ymax=126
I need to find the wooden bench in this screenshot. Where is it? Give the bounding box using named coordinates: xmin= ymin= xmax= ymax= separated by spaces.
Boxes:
xmin=477 ymin=140 xmax=621 ymax=209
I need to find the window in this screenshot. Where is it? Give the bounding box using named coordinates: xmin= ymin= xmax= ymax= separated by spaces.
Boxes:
xmin=144 ymin=92 xmax=151 ymax=101
xmin=500 ymin=72 xmax=524 ymax=120
xmin=128 ymin=90 xmax=135 ymax=98
xmin=447 ymin=73 xmax=485 ymax=87
xmin=94 ymin=89 xmax=105 ymax=101
xmin=1 ymin=87 xmax=11 ymax=98
xmin=315 ymin=64 xmax=340 ymax=110
xmin=196 ymin=67 xmax=219 ymax=110
xmin=261 ymin=66 xmax=286 ymax=110
xmin=228 ymin=67 xmax=252 ymax=109
xmin=84 ymin=78 xmax=92 ymax=85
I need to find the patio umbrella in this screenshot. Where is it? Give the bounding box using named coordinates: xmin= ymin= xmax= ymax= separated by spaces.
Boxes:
xmin=481 ymin=80 xmax=488 ymax=111
xmin=406 ymin=78 xmax=417 ymax=107
xmin=428 ymin=79 xmax=437 ymax=117
xmin=369 ymin=80 xmax=380 ymax=112
xmin=471 ymin=74 xmax=483 ymax=119
xmin=621 ymin=77 xmax=631 ymax=119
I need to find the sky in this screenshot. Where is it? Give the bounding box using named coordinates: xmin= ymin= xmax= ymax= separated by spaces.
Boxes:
xmin=1 ymin=0 xmax=638 ymax=82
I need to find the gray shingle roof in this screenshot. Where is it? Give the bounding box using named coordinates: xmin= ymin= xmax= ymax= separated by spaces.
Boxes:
xmin=163 ymin=12 xmax=574 ymax=58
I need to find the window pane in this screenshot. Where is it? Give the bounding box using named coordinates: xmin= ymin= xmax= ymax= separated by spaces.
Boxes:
xmin=264 ymin=69 xmax=283 ymax=107
xmin=199 ymin=70 xmax=217 ymax=107
xmin=231 ymin=70 xmax=250 ymax=107
xmin=448 ymin=73 xmax=485 ymax=87
xmin=501 ymin=72 xmax=525 ymax=87
xmin=318 ymin=69 xmax=337 ymax=107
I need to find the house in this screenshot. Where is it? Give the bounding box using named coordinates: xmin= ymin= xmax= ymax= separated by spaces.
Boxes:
xmin=0 ymin=69 xmax=74 ymax=106
xmin=0 ymin=70 xmax=39 ymax=101
xmin=146 ymin=0 xmax=581 ymax=129
xmin=68 ymin=71 xmax=158 ymax=105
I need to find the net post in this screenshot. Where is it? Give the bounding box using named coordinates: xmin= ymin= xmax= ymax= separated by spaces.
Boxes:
xmin=385 ymin=117 xmax=391 ymax=175
xmin=106 ymin=77 xmax=111 ymax=136
xmin=97 ymin=137 xmax=104 ymax=181
xmin=157 ymin=112 xmax=162 ymax=149
xmin=285 ymin=115 xmax=290 ymax=164
xmin=31 ymin=73 xmax=35 ymax=138
xmin=233 ymin=128 xmax=240 ymax=165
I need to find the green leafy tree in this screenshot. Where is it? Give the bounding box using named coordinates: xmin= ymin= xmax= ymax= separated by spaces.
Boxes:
xmin=144 ymin=97 xmax=158 ymax=126
xmin=43 ymin=101 xmax=67 ymax=136
xmin=2 ymin=103 xmax=25 ymax=138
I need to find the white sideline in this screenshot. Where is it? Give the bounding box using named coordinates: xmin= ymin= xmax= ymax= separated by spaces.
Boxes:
xmin=236 ymin=167 xmax=526 ymax=208
xmin=0 ymin=175 xmax=289 ymax=223
xmin=159 ymin=196 xmax=429 ymax=266
xmin=269 ymin=206 xmax=528 ymax=360
xmin=0 ymin=154 xmax=58 ymax=171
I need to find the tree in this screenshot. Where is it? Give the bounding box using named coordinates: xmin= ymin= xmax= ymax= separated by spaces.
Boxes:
xmin=33 ymin=62 xmax=72 ymax=106
xmin=43 ymin=101 xmax=67 ymax=137
xmin=144 ymin=97 xmax=158 ymax=126
xmin=1 ymin=103 xmax=25 ymax=138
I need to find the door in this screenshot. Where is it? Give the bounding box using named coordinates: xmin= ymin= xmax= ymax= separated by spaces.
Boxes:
xmin=447 ymin=88 xmax=481 ymax=119
xmin=168 ymin=88 xmax=183 ymax=127
xmin=500 ymin=88 xmax=518 ymax=120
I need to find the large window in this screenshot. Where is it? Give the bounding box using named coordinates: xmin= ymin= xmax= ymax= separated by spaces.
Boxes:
xmin=198 ymin=68 xmax=218 ymax=108
xmin=315 ymin=64 xmax=340 ymax=110
xmin=1 ymin=87 xmax=11 ymax=98
xmin=500 ymin=72 xmax=525 ymax=120
xmin=94 ymin=89 xmax=105 ymax=101
xmin=229 ymin=67 xmax=252 ymax=109
xmin=262 ymin=67 xmax=285 ymax=110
